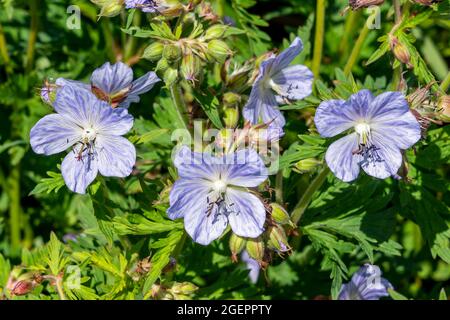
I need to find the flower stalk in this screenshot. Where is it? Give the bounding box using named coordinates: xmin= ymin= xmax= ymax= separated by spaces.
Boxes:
xmin=312 ymin=0 xmax=326 ymax=78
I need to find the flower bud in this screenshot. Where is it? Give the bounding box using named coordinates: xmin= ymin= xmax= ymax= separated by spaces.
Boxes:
xmin=91 ymin=0 xmax=123 ymax=18
xmin=163 ymin=44 xmax=182 ymax=64
xmin=204 ymin=24 xmax=228 ymax=41
xmin=389 ymin=35 xmax=412 ymax=69
xmin=270 ymin=203 xmax=292 ymax=226
xmin=156 ymin=58 xmax=170 ymax=74
xmin=295 ymin=158 xmax=321 ymax=173
xmin=229 ymin=233 xmax=247 ymax=260
xmin=207 ymin=40 xmax=231 ymax=63
xmin=349 ymin=0 xmax=384 ymax=10
xmin=223 ymin=107 xmax=239 ymax=128
xmin=266 ymin=225 xmax=291 ymax=253
xmin=223 ymin=92 xmax=242 ymax=108
xmin=181 ymin=54 xmax=202 ymax=84
xmin=163 ymin=67 xmax=179 ymax=86
xmin=170 ymin=282 xmax=198 ymax=295
xmin=143 ymin=42 xmax=164 ymax=62
xmin=438 ymin=95 xmax=450 ymax=122
xmin=10 ymin=280 xmax=34 ymax=296
xmin=245 ymin=237 xmax=265 ymax=261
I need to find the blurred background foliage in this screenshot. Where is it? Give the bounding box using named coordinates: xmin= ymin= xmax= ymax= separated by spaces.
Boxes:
xmin=0 ymin=0 xmax=449 ymax=300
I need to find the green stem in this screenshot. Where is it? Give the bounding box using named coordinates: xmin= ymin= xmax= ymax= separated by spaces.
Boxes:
xmin=7 ymin=165 xmax=21 ymax=256
xmin=392 ymin=0 xmax=403 ymax=90
xmin=124 ymin=11 xmax=141 ymax=61
xmin=339 ymin=10 xmax=361 ymax=59
xmin=0 ymin=23 xmax=12 ymax=74
xmin=25 ymin=0 xmax=39 ymax=72
xmin=311 ymin=0 xmax=326 ymax=78
xmin=55 ymin=277 xmax=67 ymax=300
xmin=440 ymin=71 xmax=450 ymax=92
xmin=275 ymin=171 xmax=283 ymax=203
xmin=343 ymin=20 xmax=370 ymax=75
xmin=291 ymin=166 xmax=330 ymax=226
xmin=170 ymin=84 xmax=189 ymax=132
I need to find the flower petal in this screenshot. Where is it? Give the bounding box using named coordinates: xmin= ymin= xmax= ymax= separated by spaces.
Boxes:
xmin=167 ymin=179 xmax=211 ymax=220
xmin=271 ymin=64 xmax=313 ymax=101
xmin=314 ymin=99 xmax=358 ymax=137
xmin=61 ymin=150 xmax=98 ymax=194
xmin=120 ymin=71 xmax=161 ymax=108
xmin=325 ymin=133 xmax=362 ymax=182
xmin=90 ymin=62 xmax=133 ymax=94
xmin=367 ymin=91 xmax=410 ymax=121
xmin=30 ymin=114 xmax=82 ymax=155
xmin=96 ymin=135 xmax=136 ymax=177
xmin=348 ymin=89 xmax=374 ymax=119
xmin=270 ymin=37 xmax=303 ymax=74
xmin=96 ymin=107 xmax=134 ymax=136
xmin=243 ymin=87 xmax=285 ymax=128
xmin=226 ymin=189 xmax=265 ymax=238
xmin=55 ymin=78 xmax=91 ymax=92
xmin=359 ymin=132 xmax=402 ymax=179
xmin=173 ymin=145 xmax=219 ymax=181
xmin=224 ymin=148 xmax=268 ymax=187
xmin=184 ymin=198 xmax=229 ymax=245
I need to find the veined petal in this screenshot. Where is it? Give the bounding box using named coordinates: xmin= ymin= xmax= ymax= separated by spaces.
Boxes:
xmin=173 ymin=145 xmax=219 ymax=181
xmin=96 ymin=135 xmax=136 ymax=177
xmin=30 ymin=114 xmax=82 ymax=155
xmin=224 ymin=148 xmax=268 ymax=187
xmin=314 ymin=99 xmax=357 ymax=137
xmin=90 ymin=62 xmax=133 ymax=94
xmin=55 ymin=78 xmax=91 ymax=92
xmin=96 ymin=107 xmax=134 ymax=136
xmin=61 ymin=150 xmax=98 ymax=194
xmin=360 ymin=131 xmax=402 ymax=179
xmin=372 ymin=111 xmax=421 ymax=150
xmin=348 ymin=89 xmax=374 ymax=119
xmin=184 ymin=198 xmax=229 ymax=245
xmin=271 ymin=64 xmax=313 ymax=101
xmin=120 ymin=71 xmax=161 ymax=108
xmin=167 ymin=179 xmax=211 ymax=220
xmin=243 ymin=87 xmax=285 ymax=128
xmin=226 ymin=189 xmax=265 ymax=238
xmin=325 ymin=133 xmax=362 ymax=182
xmin=367 ymin=91 xmax=410 ymax=122
xmin=270 ymin=37 xmax=303 ymax=74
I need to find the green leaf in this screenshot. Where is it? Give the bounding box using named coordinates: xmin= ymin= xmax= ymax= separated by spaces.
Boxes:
xmin=389 ymin=289 xmax=409 ymax=300
xmin=439 ymin=288 xmax=447 ymax=300
xmin=45 ymin=232 xmax=69 ymax=276
xmin=193 ymin=91 xmax=223 ymax=129
xmin=29 ymin=170 xmax=66 ymax=196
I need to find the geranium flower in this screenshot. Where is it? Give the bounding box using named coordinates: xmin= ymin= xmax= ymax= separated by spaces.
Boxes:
xmin=30 ymin=86 xmax=136 ymax=194
xmin=124 ymin=0 xmax=166 ymax=13
xmin=243 ymin=37 xmax=313 ymax=132
xmin=167 ymin=146 xmax=268 ymax=245
xmin=338 ymin=264 xmax=393 ymax=300
xmin=314 ymin=90 xmax=421 ymax=182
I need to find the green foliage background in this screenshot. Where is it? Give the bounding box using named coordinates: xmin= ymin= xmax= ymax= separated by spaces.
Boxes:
xmin=0 ymin=0 xmax=449 ymax=300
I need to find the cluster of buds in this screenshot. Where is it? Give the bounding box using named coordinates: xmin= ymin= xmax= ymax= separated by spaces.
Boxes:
xmin=150 ymin=281 xmax=198 ymax=300
xmin=229 ymin=203 xmax=296 ymax=268
xmin=389 ymin=34 xmax=413 ymax=69
xmin=142 ymin=20 xmax=233 ymax=86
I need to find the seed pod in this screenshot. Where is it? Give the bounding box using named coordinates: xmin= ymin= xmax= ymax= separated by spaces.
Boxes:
xmin=389 ymin=35 xmax=412 ymax=69
xmin=245 ymin=237 xmax=265 ymax=261
xmin=163 ymin=44 xmax=182 ymax=64
xmin=143 ymin=42 xmax=164 ymax=62
xmin=156 ymin=58 xmax=170 ymax=74
xmin=204 ymin=24 xmax=228 ymax=40
xmin=266 ymin=225 xmax=291 ymax=253
xmin=207 ymin=40 xmax=231 ymax=63
xmin=270 ymin=203 xmax=292 ymax=226
xmin=229 ymin=233 xmax=247 ymax=258
xmin=180 ymin=54 xmax=202 ymax=84
xmin=349 ymin=0 xmax=384 ymax=10
xmin=163 ymin=67 xmax=179 ymax=86
xmin=223 ymin=92 xmax=242 ymax=108
xmin=295 ymin=158 xmax=321 ymax=173
xmin=170 ymin=282 xmax=199 ymax=295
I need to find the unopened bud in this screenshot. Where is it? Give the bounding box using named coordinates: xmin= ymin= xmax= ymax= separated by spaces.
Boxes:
xmin=163 ymin=67 xmax=179 ymax=86
xmin=223 ymin=92 xmax=241 ymax=108
xmin=266 ymin=225 xmax=291 ymax=253
xmin=438 ymin=95 xmax=450 ymax=122
xmin=143 ymin=42 xmax=164 ymax=62
xmin=390 ymin=35 xmax=412 ymax=69
xmin=207 ymin=40 xmax=231 ymax=63
xmin=229 ymin=233 xmax=247 ymax=260
xmin=245 ymin=237 xmax=265 ymax=261
xmin=270 ymin=203 xmax=292 ymax=226
xmin=181 ymin=54 xmax=202 ymax=84
xmin=10 ymin=280 xmax=34 ymax=296
xmin=349 ymin=0 xmax=384 ymax=10
xmin=156 ymin=58 xmax=170 ymax=74
xmin=223 ymin=107 xmax=239 ymax=128
xmin=163 ymin=44 xmax=182 ymax=64
xmin=170 ymin=282 xmax=198 ymax=295
xmin=295 ymin=158 xmax=321 ymax=173
xmin=91 ymin=0 xmax=123 ymax=18
xmin=204 ymin=24 xmax=228 ymax=40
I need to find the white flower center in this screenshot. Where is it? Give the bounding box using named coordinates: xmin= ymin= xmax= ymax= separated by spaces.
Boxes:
xmin=82 ymin=127 xmax=97 ymax=142
xmin=212 ymin=179 xmax=227 ymax=194
xmin=354 ymin=122 xmax=371 ymax=145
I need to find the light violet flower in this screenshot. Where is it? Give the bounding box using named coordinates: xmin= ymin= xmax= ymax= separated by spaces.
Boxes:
xmin=338 ymin=264 xmax=393 ymax=300
xmin=243 ymin=37 xmax=313 ymax=132
xmin=314 ymin=90 xmax=421 ymax=182
xmin=125 ymin=0 xmax=166 ymax=13
xmin=241 ymin=250 xmax=260 ymax=284
xmin=46 ymin=62 xmax=160 ymax=108
xmin=167 ymin=146 xmax=268 ymax=245
xmin=30 ymin=85 xmax=136 ymax=194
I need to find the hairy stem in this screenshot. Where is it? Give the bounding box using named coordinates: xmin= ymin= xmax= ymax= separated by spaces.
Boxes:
xmin=339 ymin=10 xmax=361 ymax=59
xmin=312 ymin=0 xmax=326 ymax=78
xmin=343 ymin=15 xmax=373 ymax=75
xmin=25 ymin=0 xmax=39 ymax=72
xmin=291 ymin=166 xmax=330 ymax=226
xmin=170 ymin=84 xmax=189 ymax=132
xmin=55 ymin=276 xmax=67 ymax=300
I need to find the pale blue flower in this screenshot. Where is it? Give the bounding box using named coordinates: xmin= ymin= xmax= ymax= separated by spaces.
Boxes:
xmin=46 ymin=62 xmax=160 ymax=108
xmin=30 ymin=85 xmax=136 ymax=194
xmin=167 ymin=146 xmax=269 ymax=245
xmin=125 ymin=0 xmax=165 ymax=13
xmin=338 ymin=264 xmax=393 ymax=300
xmin=314 ymin=90 xmax=421 ymax=182
xmin=243 ymin=37 xmax=313 ymax=132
